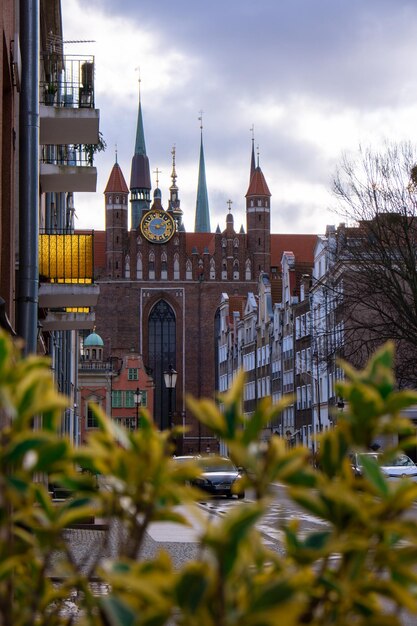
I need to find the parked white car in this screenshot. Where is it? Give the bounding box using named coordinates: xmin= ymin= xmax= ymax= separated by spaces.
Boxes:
xmin=350 ymin=451 xmax=417 ymax=482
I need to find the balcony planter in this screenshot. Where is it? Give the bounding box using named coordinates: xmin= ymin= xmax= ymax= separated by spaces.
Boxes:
xmin=44 ymin=83 xmax=57 ymax=106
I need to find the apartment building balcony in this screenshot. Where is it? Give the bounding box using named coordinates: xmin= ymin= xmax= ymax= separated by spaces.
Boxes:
xmin=41 ymin=307 xmax=95 ymax=332
xmin=40 ymin=56 xmax=99 ymax=146
xmin=40 ymin=144 xmax=97 ymax=192
xmin=79 ymin=358 xmax=112 ymax=372
xmin=38 ymin=231 xmax=99 ymax=311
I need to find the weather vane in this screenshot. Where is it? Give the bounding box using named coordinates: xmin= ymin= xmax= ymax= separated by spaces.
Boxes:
xmin=135 ymin=66 xmax=141 ymax=95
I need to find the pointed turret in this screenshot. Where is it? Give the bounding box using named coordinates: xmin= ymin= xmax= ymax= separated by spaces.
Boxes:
xmin=168 ymin=146 xmax=184 ymax=230
xmin=249 ymin=128 xmax=256 ymax=184
xmin=130 ymin=86 xmax=151 ymax=229
xmin=246 ymin=142 xmax=271 ymax=280
xmin=105 ymin=160 xmax=129 ymax=196
xmin=105 ymin=155 xmax=129 ymax=278
xmin=194 ymin=118 xmax=211 ymax=233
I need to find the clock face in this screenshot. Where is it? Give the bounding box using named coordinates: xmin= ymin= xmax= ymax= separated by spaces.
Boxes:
xmin=140 ymin=209 xmax=175 ymax=243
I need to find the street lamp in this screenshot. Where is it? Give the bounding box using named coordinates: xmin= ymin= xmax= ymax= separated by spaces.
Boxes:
xmin=163 ymin=364 xmax=177 ymax=430
xmin=134 ymin=387 xmax=141 ymax=430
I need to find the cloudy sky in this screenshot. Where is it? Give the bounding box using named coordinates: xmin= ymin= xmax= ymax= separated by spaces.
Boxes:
xmin=62 ymin=0 xmax=417 ymax=235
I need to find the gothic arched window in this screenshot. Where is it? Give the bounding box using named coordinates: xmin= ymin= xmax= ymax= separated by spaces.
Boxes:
xmin=136 ymin=252 xmax=143 ymax=279
xmin=210 ymin=258 xmax=215 ymax=280
xmin=233 ymin=259 xmax=239 ymax=280
xmin=149 ymin=251 xmax=155 ymax=279
xmin=186 ymin=259 xmax=192 ymax=280
xmin=174 ymin=254 xmax=180 ymax=280
xmin=148 ymin=300 xmax=176 ymax=430
xmin=161 ymin=251 xmax=168 ymax=280
xmin=245 ymin=259 xmax=252 ymax=280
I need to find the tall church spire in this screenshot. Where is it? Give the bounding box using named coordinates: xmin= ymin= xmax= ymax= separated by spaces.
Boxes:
xmin=130 ymin=78 xmax=151 ymax=229
xmin=168 ymin=145 xmax=184 ymax=230
xmin=194 ymin=114 xmax=211 ymax=233
xmin=250 ymin=124 xmax=256 ymax=183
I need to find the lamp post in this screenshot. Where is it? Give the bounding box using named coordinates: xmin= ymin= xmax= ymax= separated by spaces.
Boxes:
xmin=134 ymin=387 xmax=141 ymax=430
xmin=163 ymin=364 xmax=177 ymax=430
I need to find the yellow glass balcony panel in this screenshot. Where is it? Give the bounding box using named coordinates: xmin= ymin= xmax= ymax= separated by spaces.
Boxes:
xmin=65 ymin=307 xmax=90 ymax=313
xmin=39 ymin=234 xmax=94 ymax=283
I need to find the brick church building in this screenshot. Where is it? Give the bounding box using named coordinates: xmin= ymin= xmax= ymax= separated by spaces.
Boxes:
xmin=89 ymin=92 xmax=316 ymax=453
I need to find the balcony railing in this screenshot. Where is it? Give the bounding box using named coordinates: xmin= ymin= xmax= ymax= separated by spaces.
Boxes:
xmin=79 ymin=361 xmax=112 ymax=372
xmin=41 ymin=143 xmax=95 ymax=167
xmin=39 ymin=230 xmax=95 ymax=284
xmin=40 ymin=54 xmax=95 ymax=108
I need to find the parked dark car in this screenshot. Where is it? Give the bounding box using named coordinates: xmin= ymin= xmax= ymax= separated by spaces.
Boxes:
xmin=350 ymin=451 xmax=417 ymax=482
xmin=173 ymin=455 xmax=245 ymax=499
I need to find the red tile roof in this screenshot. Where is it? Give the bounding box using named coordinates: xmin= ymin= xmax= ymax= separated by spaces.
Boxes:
xmin=104 ymin=162 xmax=129 ymax=194
xmin=185 ymin=232 xmax=216 ymax=255
xmin=270 ymin=234 xmax=317 ymax=267
xmin=246 ymin=167 xmax=271 ymax=197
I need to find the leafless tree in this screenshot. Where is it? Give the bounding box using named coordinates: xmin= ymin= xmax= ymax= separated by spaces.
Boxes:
xmin=332 ymin=141 xmax=417 ymax=387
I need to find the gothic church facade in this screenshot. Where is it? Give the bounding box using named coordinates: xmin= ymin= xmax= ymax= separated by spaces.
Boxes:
xmin=90 ymin=94 xmax=316 ymax=453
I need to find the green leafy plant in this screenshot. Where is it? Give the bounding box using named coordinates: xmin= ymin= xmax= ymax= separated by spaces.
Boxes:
xmin=84 ymin=131 xmax=107 ymax=166
xmin=1 ymin=330 xmax=417 ymax=625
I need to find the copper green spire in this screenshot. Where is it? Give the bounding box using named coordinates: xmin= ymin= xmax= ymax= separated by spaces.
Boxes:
xmin=130 ymin=77 xmax=151 ymax=229
xmin=194 ymin=114 xmax=211 ymax=233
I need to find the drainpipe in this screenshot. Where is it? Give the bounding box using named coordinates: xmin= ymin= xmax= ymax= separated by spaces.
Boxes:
xmin=17 ymin=0 xmax=39 ymax=354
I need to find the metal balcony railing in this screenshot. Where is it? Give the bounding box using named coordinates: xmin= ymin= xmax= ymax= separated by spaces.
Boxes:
xmin=41 ymin=143 xmax=95 ymax=167
xmin=79 ymin=361 xmax=112 ymax=372
xmin=40 ymin=54 xmax=95 ymax=108
xmin=39 ymin=230 xmax=95 ymax=284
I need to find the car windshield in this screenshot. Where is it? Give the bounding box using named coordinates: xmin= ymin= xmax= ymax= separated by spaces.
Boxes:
xmin=356 ymin=452 xmax=415 ymax=468
xmin=356 ymin=453 xmax=379 ymax=466
xmin=197 ymin=457 xmax=236 ymax=472
xmin=383 ymin=453 xmax=415 ymax=468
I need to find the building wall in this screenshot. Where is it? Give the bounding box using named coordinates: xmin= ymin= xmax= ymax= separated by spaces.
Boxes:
xmin=95 ymin=273 xmax=257 ymax=452
xmin=0 ymin=0 xmax=18 ymax=331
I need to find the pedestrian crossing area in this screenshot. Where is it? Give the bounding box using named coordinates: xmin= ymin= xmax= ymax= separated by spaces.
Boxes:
xmin=146 ymin=496 xmax=328 ymax=546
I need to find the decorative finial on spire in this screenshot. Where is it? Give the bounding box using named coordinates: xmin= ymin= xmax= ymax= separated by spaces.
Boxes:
xmin=198 ymin=110 xmax=204 ymax=131
xmin=256 ymin=144 xmax=260 ymax=168
xmin=153 ymin=167 xmax=162 ymax=188
xmin=171 ymin=145 xmax=177 ymax=186
xmin=134 ymin=66 xmax=141 ymax=100
xmin=227 ymin=199 xmax=233 ymax=212
xmin=115 ymin=143 xmax=118 ymax=164
xmin=250 ymin=124 xmax=255 ymax=142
